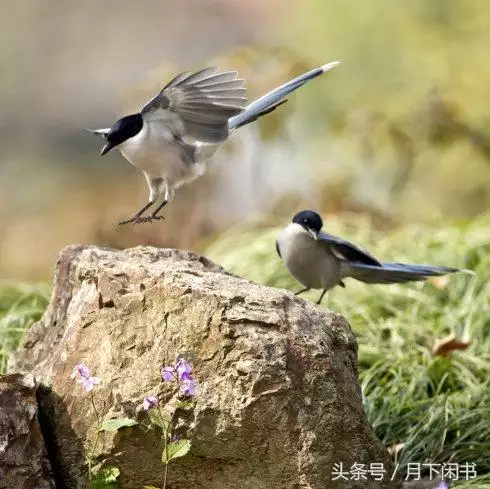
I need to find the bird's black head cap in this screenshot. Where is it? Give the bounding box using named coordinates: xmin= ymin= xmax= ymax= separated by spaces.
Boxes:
xmin=101 ymin=113 xmax=143 ymax=156
xmin=292 ymin=210 xmax=323 ymax=232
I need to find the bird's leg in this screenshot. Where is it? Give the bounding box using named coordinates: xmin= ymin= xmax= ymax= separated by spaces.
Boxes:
xmin=294 ymin=287 xmax=310 ymax=296
xmin=139 ymin=182 xmax=174 ymax=222
xmin=119 ymin=176 xmax=169 ymax=225
xmin=148 ymin=199 xmax=168 ymax=220
xmin=118 ymin=200 xmax=155 ymax=226
xmin=131 ymin=180 xmax=173 ymax=224
xmin=316 ymin=289 xmax=328 ymax=305
xmin=132 ymin=199 xmax=168 ymax=224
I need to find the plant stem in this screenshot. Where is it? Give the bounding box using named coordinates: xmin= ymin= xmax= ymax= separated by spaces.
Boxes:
xmin=163 ymin=463 xmax=168 ymax=489
xmin=88 ymin=391 xmax=102 ymax=482
xmin=157 ymin=407 xmax=170 ymax=489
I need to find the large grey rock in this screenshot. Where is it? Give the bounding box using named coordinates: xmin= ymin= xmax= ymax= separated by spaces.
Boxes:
xmin=13 ymin=244 xmax=400 ymax=489
xmin=0 ymin=373 xmax=54 ymax=489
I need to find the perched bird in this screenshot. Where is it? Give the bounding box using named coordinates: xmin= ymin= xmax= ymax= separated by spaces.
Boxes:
xmin=88 ymin=62 xmax=340 ymax=225
xmin=276 ymin=210 xmax=470 ymax=304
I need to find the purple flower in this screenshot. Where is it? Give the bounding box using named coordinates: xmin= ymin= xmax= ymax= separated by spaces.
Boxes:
xmin=176 ymin=359 xmax=193 ymax=381
xmin=161 ymin=366 xmax=176 ymax=382
xmin=171 ymin=434 xmax=181 ymax=442
xmin=82 ymin=376 xmax=100 ymax=392
xmin=160 ymin=359 xmax=198 ymax=397
xmin=71 ymin=362 xmax=100 ymax=392
xmin=143 ymin=395 xmax=159 ymax=411
xmin=434 ymin=482 xmax=448 ymax=489
xmin=180 ymin=379 xmax=197 ymax=397
xmin=71 ymin=362 xmax=90 ymax=380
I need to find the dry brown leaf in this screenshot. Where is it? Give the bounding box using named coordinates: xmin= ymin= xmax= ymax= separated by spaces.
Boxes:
xmin=432 ymin=333 xmax=471 ymax=357
xmin=430 ymin=276 xmax=450 ymax=290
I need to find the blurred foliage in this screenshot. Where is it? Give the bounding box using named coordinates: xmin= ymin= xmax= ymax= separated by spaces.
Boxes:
xmin=0 ymin=281 xmax=50 ymax=372
xmin=2 ymin=12 xmax=490 ymax=278
xmin=285 ymin=0 xmax=490 ymax=121
xmin=280 ymin=0 xmax=490 ymax=221
xmin=206 ymin=213 xmax=490 ymax=486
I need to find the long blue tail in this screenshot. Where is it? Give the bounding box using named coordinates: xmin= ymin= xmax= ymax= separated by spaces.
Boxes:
xmin=228 ymin=61 xmax=340 ymax=131
xmin=348 ymin=262 xmax=471 ymax=285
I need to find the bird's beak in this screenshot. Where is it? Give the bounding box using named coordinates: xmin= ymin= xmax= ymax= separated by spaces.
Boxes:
xmin=100 ymin=142 xmax=115 ymax=156
xmin=308 ymin=228 xmax=319 ymax=240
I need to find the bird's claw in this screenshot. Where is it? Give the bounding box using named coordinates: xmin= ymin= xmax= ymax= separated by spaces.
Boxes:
xmin=137 ymin=215 xmax=165 ymax=224
xmin=118 ymin=215 xmax=165 ymax=226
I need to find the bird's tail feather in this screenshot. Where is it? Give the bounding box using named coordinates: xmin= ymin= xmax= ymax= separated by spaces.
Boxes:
xmin=348 ymin=262 xmax=470 ymax=285
xmin=228 ymin=61 xmax=340 ymax=131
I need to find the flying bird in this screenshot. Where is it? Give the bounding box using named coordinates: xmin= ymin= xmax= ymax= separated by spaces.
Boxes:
xmin=88 ymin=62 xmax=340 ymax=225
xmin=276 ymin=210 xmax=471 ymax=304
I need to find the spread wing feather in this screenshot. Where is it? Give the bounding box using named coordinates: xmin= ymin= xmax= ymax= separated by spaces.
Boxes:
xmin=140 ymin=67 xmax=247 ymax=143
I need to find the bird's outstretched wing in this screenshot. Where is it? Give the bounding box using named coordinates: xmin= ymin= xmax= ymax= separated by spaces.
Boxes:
xmin=318 ymin=231 xmax=382 ymax=266
xmin=140 ymin=67 xmax=247 ymax=144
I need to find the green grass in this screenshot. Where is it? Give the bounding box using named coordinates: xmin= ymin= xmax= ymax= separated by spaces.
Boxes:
xmin=206 ymin=213 xmax=490 ymax=488
xmin=0 ymin=281 xmax=50 ymax=373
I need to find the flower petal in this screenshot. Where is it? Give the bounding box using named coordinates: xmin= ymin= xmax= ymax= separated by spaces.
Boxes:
xmin=161 ymin=366 xmax=176 ymax=382
xmin=180 ymin=371 xmax=194 ymax=382
xmin=82 ymin=379 xmax=95 ymax=392
xmin=433 ymin=482 xmax=448 ymax=489
xmin=176 ymin=359 xmax=192 ymax=379
xmin=180 ymin=379 xmax=197 ymax=397
xmin=143 ymin=395 xmax=158 ymax=410
xmin=72 ymin=363 xmax=90 ymax=380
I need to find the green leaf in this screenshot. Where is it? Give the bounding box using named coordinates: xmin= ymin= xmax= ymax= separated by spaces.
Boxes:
xmin=148 ymin=409 xmax=170 ymax=432
xmin=143 ymin=486 xmax=160 ymax=489
xmin=162 ymin=439 xmax=191 ymax=464
xmin=99 ymin=418 xmax=138 ymax=432
xmin=175 ymin=400 xmax=194 ymax=410
xmin=90 ymin=466 xmax=120 ymax=489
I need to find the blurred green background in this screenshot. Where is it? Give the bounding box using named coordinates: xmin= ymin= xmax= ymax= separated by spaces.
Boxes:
xmin=1 ymin=0 xmax=489 ymax=487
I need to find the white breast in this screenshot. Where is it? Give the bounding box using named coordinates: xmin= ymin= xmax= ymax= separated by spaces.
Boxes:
xmin=117 ymin=121 xmax=205 ymax=188
xmin=277 ymin=223 xmax=342 ymax=291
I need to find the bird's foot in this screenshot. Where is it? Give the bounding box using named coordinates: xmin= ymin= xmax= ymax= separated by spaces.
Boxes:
xmin=144 ymin=212 xmax=165 ymax=223
xmin=118 ymin=214 xmax=165 ymax=225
